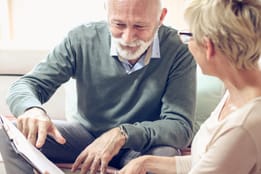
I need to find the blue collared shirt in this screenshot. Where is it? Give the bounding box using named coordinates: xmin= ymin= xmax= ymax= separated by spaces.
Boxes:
xmin=110 ymin=34 xmax=161 ymax=74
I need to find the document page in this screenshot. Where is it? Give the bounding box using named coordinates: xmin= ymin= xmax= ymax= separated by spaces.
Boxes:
xmin=0 ymin=115 xmax=64 ymax=174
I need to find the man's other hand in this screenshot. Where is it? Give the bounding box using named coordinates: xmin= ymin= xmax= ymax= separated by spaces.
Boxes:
xmin=71 ymin=127 xmax=126 ymax=174
xmin=17 ymin=107 xmax=66 ymax=148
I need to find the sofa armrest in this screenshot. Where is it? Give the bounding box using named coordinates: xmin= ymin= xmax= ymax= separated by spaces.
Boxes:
xmin=0 ymin=75 xmax=66 ymax=120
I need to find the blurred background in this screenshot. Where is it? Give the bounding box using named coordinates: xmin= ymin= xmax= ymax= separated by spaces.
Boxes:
xmin=0 ymin=0 xmax=188 ymax=50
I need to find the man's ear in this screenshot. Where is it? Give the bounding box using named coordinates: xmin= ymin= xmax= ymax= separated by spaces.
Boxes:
xmin=203 ymin=37 xmax=215 ymax=61
xmin=159 ymin=8 xmax=167 ymax=25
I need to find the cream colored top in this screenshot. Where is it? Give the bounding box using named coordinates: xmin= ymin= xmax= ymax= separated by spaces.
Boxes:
xmin=176 ymin=91 xmax=261 ymax=174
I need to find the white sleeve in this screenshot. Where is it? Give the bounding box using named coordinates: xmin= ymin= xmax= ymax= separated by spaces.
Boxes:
xmin=189 ymin=127 xmax=257 ymax=174
xmin=175 ymin=155 xmax=192 ymax=174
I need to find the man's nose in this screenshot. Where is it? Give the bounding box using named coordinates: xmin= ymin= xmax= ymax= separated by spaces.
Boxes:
xmin=122 ymin=27 xmax=136 ymax=43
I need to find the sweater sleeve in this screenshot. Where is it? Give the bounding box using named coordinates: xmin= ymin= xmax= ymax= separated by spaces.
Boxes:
xmin=6 ymin=35 xmax=76 ymax=116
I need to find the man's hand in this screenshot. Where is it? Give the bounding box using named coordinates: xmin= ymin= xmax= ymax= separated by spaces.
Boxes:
xmin=71 ymin=127 xmax=126 ymax=174
xmin=17 ymin=107 xmax=66 ymax=148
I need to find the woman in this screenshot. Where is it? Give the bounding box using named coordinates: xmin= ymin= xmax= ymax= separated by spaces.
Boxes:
xmin=118 ymin=0 xmax=261 ymax=173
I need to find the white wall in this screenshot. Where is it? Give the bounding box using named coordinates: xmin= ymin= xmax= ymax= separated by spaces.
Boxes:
xmin=0 ymin=0 xmax=10 ymax=40
xmin=163 ymin=0 xmax=188 ymax=29
xmin=10 ymin=0 xmax=106 ymax=49
xmin=2 ymin=0 xmax=187 ymax=50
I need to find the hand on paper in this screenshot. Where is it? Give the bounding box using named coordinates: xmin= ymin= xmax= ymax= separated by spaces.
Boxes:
xmin=17 ymin=107 xmax=66 ymax=148
xmin=71 ymin=127 xmax=126 ymax=174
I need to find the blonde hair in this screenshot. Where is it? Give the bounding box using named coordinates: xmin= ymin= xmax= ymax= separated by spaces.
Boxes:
xmin=184 ymin=0 xmax=261 ymax=70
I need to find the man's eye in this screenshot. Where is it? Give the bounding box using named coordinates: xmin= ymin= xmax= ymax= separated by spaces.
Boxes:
xmin=114 ymin=23 xmax=125 ymax=28
xmin=134 ymin=25 xmax=146 ymax=30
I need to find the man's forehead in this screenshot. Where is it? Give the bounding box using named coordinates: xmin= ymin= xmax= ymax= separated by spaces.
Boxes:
xmin=107 ymin=0 xmax=160 ymax=15
xmin=106 ymin=0 xmax=161 ymax=8
xmin=108 ymin=7 xmax=158 ymax=25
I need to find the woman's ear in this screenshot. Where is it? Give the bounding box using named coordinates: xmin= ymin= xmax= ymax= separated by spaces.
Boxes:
xmin=203 ymin=37 xmax=215 ymax=61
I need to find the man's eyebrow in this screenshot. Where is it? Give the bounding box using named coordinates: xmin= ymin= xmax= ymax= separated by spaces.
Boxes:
xmin=110 ymin=18 xmax=123 ymax=22
xmin=134 ymin=22 xmax=149 ymax=26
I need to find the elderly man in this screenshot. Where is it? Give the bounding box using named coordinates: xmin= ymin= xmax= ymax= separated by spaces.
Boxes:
xmin=0 ymin=0 xmax=196 ymax=173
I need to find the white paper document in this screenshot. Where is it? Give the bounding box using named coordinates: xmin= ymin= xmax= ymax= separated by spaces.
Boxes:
xmin=0 ymin=115 xmax=64 ymax=174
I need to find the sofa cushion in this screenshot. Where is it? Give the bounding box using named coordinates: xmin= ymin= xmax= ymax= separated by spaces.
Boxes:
xmin=0 ymin=49 xmax=48 ymax=75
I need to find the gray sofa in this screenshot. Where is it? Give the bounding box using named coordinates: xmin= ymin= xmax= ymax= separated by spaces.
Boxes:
xmin=194 ymin=68 xmax=224 ymax=135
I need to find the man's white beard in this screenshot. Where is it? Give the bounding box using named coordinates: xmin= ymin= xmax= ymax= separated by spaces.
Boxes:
xmin=112 ymin=36 xmax=154 ymax=60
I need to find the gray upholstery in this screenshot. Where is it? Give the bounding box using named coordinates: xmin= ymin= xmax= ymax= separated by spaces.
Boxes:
xmin=194 ymin=67 xmax=225 ymax=135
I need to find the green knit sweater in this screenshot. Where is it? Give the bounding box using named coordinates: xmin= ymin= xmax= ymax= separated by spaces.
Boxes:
xmin=7 ymin=21 xmax=196 ymax=151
